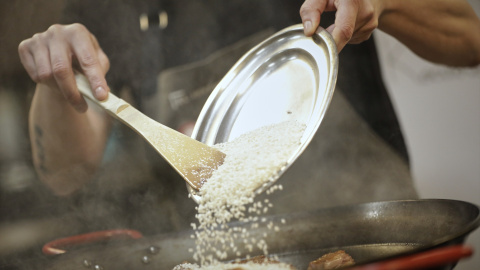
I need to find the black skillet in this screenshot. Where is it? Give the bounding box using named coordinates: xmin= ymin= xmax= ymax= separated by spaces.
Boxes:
xmin=43 ymin=199 xmax=479 ymax=270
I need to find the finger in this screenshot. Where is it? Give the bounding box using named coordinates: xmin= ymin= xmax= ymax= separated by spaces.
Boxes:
xmin=18 ymin=40 xmax=39 ymax=81
xmin=300 ymin=0 xmax=328 ymax=36
xmin=96 ymin=49 xmax=110 ymax=75
xmin=331 ymin=0 xmax=360 ymax=52
xmin=326 ymin=24 xmax=335 ymax=33
xmin=49 ymin=38 xmax=87 ymax=112
xmin=68 ymin=25 xmax=109 ymax=101
xmin=30 ymin=42 xmax=54 ymax=83
xmin=89 ymin=34 xmax=110 ymax=73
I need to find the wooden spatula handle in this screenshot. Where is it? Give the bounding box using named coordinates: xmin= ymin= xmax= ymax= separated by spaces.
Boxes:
xmin=75 ymin=73 xmax=129 ymax=116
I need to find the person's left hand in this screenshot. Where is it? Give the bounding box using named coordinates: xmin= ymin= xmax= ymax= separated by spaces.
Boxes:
xmin=300 ymin=0 xmax=384 ymax=52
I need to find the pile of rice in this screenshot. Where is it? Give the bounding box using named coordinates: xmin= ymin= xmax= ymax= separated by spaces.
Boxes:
xmin=189 ymin=120 xmax=306 ymax=267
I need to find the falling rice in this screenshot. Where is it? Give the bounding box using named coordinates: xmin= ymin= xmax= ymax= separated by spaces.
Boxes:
xmin=189 ymin=120 xmax=306 ymax=267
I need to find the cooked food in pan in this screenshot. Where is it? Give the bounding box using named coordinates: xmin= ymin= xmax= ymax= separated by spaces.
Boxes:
xmin=308 ymin=250 xmax=355 ymax=270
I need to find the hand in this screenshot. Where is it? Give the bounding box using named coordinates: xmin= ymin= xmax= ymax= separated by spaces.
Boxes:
xmin=18 ymin=23 xmax=110 ymax=112
xmin=300 ymin=0 xmax=384 ymax=52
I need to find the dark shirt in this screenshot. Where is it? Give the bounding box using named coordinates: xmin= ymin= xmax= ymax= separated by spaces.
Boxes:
xmin=62 ymin=0 xmax=408 ymax=161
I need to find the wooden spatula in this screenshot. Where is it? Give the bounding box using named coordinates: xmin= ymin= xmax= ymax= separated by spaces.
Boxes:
xmin=75 ymin=73 xmax=225 ymax=190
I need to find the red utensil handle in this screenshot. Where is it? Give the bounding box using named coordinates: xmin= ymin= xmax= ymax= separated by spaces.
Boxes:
xmin=42 ymin=229 xmax=143 ymax=255
xmin=348 ymin=245 xmax=473 ymax=270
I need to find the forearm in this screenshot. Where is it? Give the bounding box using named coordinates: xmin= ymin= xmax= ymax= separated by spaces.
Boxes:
xmin=379 ymin=0 xmax=480 ymax=66
xmin=29 ymin=84 xmax=111 ymax=196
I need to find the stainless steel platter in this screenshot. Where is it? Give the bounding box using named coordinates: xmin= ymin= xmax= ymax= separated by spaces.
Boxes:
xmin=189 ymin=24 xmax=338 ymax=200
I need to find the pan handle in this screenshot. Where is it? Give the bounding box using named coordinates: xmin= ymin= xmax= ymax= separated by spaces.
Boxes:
xmin=347 ymin=245 xmax=473 ymax=270
xmin=42 ymin=229 xmax=143 ymax=256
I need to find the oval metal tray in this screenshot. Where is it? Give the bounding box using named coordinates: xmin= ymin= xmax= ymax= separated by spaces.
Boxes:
xmin=189 ymin=24 xmax=338 ymax=200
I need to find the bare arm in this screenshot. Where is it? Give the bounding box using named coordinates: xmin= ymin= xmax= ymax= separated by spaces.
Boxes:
xmin=29 ymin=85 xmax=111 ymax=196
xmin=300 ymin=0 xmax=480 ymax=67
xmin=379 ymin=0 xmax=480 ymax=67
xmin=19 ymin=24 xmax=112 ymax=195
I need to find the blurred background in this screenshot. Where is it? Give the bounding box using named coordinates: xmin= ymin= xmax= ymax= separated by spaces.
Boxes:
xmin=0 ymin=0 xmax=479 ymax=269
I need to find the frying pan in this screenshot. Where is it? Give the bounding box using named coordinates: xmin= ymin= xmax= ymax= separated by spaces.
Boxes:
xmin=43 ymin=199 xmax=479 ymax=270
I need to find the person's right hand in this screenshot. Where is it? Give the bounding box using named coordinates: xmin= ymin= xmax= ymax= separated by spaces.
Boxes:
xmin=18 ymin=23 xmax=110 ymax=112
xmin=300 ymin=0 xmax=383 ymax=52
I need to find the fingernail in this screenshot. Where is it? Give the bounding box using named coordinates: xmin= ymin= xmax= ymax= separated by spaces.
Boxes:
xmin=95 ymin=86 xmax=107 ymax=100
xmin=304 ymin=21 xmax=312 ymax=34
